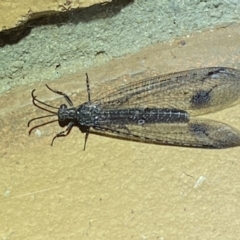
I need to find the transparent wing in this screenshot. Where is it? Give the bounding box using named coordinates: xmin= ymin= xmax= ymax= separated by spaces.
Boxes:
xmin=91 ymin=118 xmax=240 ymax=149
xmin=93 ymin=67 xmax=240 ymax=116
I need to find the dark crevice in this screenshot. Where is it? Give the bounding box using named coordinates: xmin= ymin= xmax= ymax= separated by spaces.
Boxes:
xmin=0 ymin=0 xmax=134 ymax=46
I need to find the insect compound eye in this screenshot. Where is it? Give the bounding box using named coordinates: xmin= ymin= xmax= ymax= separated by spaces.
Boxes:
xmin=58 ymin=104 xmax=68 ymax=121
xmin=60 ymin=104 xmax=67 ymax=110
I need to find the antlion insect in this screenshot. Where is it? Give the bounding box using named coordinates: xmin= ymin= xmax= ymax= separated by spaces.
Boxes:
xmin=28 ymin=67 xmax=240 ymax=149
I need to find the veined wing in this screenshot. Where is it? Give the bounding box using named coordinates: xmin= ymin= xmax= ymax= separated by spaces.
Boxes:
xmin=91 ymin=117 xmax=240 ymax=149
xmin=93 ymin=67 xmax=240 ymax=116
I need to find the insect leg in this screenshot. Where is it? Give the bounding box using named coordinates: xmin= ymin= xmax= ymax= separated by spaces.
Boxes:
xmin=46 ymin=84 xmax=73 ymax=106
xmin=85 ymin=73 xmax=91 ymax=102
xmin=51 ymin=122 xmax=75 ymax=146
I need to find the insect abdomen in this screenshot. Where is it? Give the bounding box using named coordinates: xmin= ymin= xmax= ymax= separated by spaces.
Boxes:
xmin=95 ymin=108 xmax=189 ymax=125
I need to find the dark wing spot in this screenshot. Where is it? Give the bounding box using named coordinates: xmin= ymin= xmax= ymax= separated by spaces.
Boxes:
xmin=189 ymin=123 xmax=209 ymax=137
xmin=190 ymin=90 xmax=211 ymax=107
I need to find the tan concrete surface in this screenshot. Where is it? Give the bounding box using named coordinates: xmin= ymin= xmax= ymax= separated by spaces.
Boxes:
xmin=0 ymin=0 xmax=111 ymax=31
xmin=0 ymin=23 xmax=240 ymax=239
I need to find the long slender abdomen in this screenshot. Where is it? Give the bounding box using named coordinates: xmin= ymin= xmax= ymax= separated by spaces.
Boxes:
xmin=95 ymin=108 xmax=189 ymax=125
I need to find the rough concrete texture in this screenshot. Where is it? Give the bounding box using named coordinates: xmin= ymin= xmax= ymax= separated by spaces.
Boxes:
xmin=0 ymin=0 xmax=111 ymax=30
xmin=0 ymin=23 xmax=240 ymax=239
xmin=0 ymin=0 xmax=239 ymax=94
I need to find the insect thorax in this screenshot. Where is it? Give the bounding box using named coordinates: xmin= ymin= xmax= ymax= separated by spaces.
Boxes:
xmin=76 ymin=102 xmax=102 ymax=126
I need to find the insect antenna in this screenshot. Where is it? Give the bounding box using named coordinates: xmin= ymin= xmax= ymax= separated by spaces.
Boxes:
xmin=28 ymin=114 xmax=57 ymax=127
xmin=28 ymin=119 xmax=59 ymax=136
xmin=31 ymin=89 xmax=59 ymax=113
xmin=28 ymin=89 xmax=59 ymax=135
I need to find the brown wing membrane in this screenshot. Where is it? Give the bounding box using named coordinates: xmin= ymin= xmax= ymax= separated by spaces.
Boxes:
xmin=95 ymin=67 xmax=240 ymax=117
xmin=91 ymin=118 xmax=240 ymax=149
